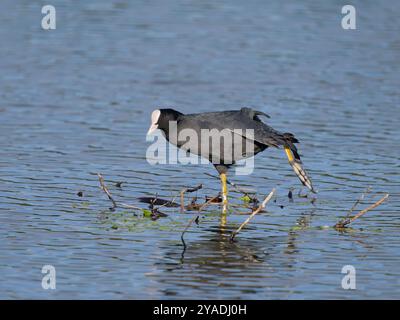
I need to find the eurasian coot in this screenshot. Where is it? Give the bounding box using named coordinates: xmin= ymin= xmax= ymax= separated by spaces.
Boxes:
xmin=147 ymin=107 xmax=315 ymax=206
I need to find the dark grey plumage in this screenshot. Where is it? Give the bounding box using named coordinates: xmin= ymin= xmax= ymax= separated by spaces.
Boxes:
xmin=147 ymin=107 xmax=315 ymax=192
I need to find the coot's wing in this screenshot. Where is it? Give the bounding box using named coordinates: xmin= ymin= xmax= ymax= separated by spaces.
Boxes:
xmin=177 ymin=108 xmax=285 ymax=148
xmin=226 ymin=108 xmax=288 ymax=148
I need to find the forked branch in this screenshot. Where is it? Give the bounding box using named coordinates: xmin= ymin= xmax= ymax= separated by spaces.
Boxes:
xmin=335 ymin=193 xmax=389 ymax=228
xmin=230 ymin=188 xmax=275 ymax=242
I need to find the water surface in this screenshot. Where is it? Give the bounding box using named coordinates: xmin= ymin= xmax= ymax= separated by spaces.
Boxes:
xmin=0 ymin=0 xmax=399 ymax=299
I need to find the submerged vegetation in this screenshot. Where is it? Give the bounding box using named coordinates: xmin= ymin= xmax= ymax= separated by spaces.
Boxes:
xmin=94 ymin=173 xmax=389 ymax=244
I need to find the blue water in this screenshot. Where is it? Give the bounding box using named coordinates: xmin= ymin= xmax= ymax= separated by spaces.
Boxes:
xmin=0 ymin=0 xmax=399 ymax=299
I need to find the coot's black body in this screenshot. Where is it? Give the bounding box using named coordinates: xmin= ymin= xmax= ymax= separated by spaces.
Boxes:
xmin=147 ymin=107 xmax=315 ymax=196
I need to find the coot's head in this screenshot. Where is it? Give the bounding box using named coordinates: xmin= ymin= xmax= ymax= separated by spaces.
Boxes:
xmin=147 ymin=108 xmax=183 ymax=135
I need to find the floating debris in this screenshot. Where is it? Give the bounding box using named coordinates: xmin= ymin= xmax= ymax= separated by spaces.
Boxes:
xmin=115 ymin=181 xmax=125 ymax=188
xmin=288 ymin=189 xmax=293 ymax=201
xmin=138 ymin=197 xmax=179 ymax=207
xmin=205 ymin=195 xmax=222 ymax=203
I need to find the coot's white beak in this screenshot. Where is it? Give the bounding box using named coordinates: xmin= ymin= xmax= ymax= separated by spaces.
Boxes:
xmin=147 ymin=109 xmax=161 ymax=136
xmin=147 ymin=123 xmax=158 ymax=135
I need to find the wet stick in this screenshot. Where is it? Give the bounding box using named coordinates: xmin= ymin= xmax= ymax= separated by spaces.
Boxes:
xmin=346 ymin=186 xmax=372 ymax=217
xmin=158 ymin=194 xmax=179 ymax=209
xmin=181 ymin=215 xmax=199 ymax=249
xmin=97 ymin=173 xmax=141 ymax=211
xmin=198 ymin=193 xmax=221 ymax=212
xmin=335 ymin=193 xmax=389 ymax=228
xmin=180 ymin=184 xmax=203 ymax=212
xmin=180 ymin=189 xmax=185 ymax=213
xmin=97 ymin=173 xmax=117 ymax=210
xmin=230 ymin=189 xmax=275 ymax=242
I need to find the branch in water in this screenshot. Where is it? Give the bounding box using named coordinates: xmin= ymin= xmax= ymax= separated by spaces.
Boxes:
xmin=346 ymin=186 xmax=372 ymax=218
xmin=198 ymin=193 xmax=221 ymax=212
xmin=230 ymin=188 xmax=276 ymax=242
xmin=97 ymin=173 xmax=117 ymax=210
xmin=334 ymin=193 xmax=389 ymax=228
xmin=97 ymin=173 xmax=141 ymax=211
xmin=180 ymin=183 xmax=203 ymax=212
xmin=181 ymin=215 xmax=199 ymax=250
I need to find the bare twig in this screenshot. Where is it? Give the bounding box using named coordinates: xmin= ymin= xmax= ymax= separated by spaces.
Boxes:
xmin=186 ymin=184 xmax=203 ymax=193
xmin=168 ymin=194 xmax=179 ymax=207
xmin=180 ymin=189 xmax=185 ymax=213
xmin=149 ymin=193 xmax=158 ymax=211
xmin=198 ymin=193 xmax=221 ymax=212
xmin=181 ymin=215 xmax=199 ymax=249
xmin=346 ymin=186 xmax=372 ymax=217
xmin=158 ymin=194 xmax=179 ymax=209
xmin=119 ymin=202 xmax=142 ymax=210
xmin=180 ymin=184 xmax=203 ymax=212
xmin=230 ymin=189 xmax=275 ymax=242
xmin=97 ymin=173 xmax=141 ymax=211
xmin=97 ymin=173 xmax=117 ymax=210
xmin=138 ymin=196 xmax=179 ymax=208
xmin=335 ymin=193 xmax=389 ymax=228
